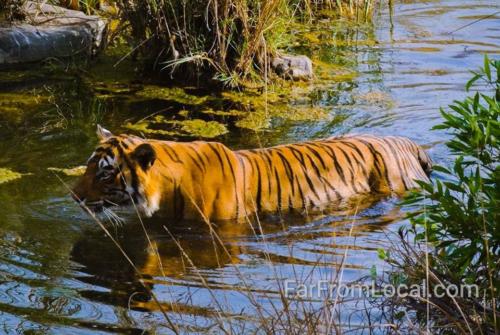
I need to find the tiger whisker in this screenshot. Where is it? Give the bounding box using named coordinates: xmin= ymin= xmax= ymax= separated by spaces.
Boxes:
xmin=102 ymin=207 xmax=117 ymax=228
xmin=101 ymin=208 xmax=114 ymax=227
xmin=107 ymin=208 xmax=125 ymax=227
xmin=103 ymin=207 xmax=125 ymax=227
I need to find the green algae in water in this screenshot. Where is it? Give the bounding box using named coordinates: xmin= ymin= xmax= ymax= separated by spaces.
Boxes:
xmin=47 ymin=166 xmax=86 ymax=177
xmin=0 ymin=168 xmax=27 ymax=185
xmin=136 ymin=86 xmax=211 ymax=106
xmin=179 ymin=119 xmax=228 ymax=138
xmin=125 ymin=115 xmax=228 ymax=138
xmin=355 ymin=90 xmax=396 ymax=109
xmin=125 ymin=120 xmax=178 ymax=136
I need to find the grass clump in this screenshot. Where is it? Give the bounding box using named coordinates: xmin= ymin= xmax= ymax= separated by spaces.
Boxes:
xmin=114 ymin=0 xmax=376 ymax=86
xmin=384 ymin=56 xmax=499 ymax=334
xmin=0 ymin=0 xmax=25 ymax=22
xmin=116 ymin=0 xmax=287 ymax=86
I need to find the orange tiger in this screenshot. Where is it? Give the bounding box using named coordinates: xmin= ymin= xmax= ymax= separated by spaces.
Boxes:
xmin=72 ymin=125 xmax=432 ymax=220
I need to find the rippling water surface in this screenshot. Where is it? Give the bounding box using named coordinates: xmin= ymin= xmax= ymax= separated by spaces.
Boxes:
xmin=0 ymin=0 xmax=499 ymax=333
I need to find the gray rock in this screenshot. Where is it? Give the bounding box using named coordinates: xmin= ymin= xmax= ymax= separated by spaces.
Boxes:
xmin=271 ymin=54 xmax=313 ymax=80
xmin=0 ymin=1 xmax=107 ymax=65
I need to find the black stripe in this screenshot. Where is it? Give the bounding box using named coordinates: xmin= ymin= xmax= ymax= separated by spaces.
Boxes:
xmin=304 ymin=146 xmax=340 ymax=200
xmin=294 ymin=175 xmax=307 ymax=209
xmin=299 ymin=147 xmax=334 ymax=202
xmin=337 ymin=141 xmax=369 ymax=179
xmin=274 ymin=168 xmax=282 ymax=212
xmin=254 ymin=156 xmax=263 ymax=213
xmin=261 ymin=151 xmax=273 ymax=202
xmin=119 ymin=140 xmax=129 ymax=149
xmin=287 ymin=147 xmax=321 ymax=202
xmin=221 ymin=147 xmax=239 ymax=218
xmin=106 ymin=138 xmax=120 ymax=147
xmin=241 ymin=151 xmax=262 ymax=213
xmin=185 ymin=150 xmax=205 ymax=173
xmin=309 ymin=142 xmax=348 ymax=186
xmin=381 ymin=138 xmax=409 ymax=190
xmin=275 ymin=149 xmax=296 ymax=196
xmin=95 ymin=147 xmax=115 ymax=158
xmin=173 ymin=183 xmax=185 ymax=219
xmin=116 ymin=145 xmax=139 ymax=202
xmin=302 ymin=143 xmax=328 ymax=170
xmin=358 ymin=139 xmax=389 ymax=188
xmin=208 ymin=143 xmax=226 ymax=176
xmin=187 ymin=146 xmax=207 ymax=173
xmin=162 ymin=145 xmax=182 ymax=164
xmin=335 ymin=146 xmax=360 ymax=194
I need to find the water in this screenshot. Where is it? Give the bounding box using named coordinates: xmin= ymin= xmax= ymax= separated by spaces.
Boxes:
xmin=0 ymin=0 xmax=499 ymax=333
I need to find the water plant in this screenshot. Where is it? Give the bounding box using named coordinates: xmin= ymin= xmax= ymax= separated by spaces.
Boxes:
xmin=114 ymin=0 xmax=375 ymax=86
xmin=0 ymin=168 xmax=25 ymax=184
xmin=385 ymin=55 xmax=499 ymax=334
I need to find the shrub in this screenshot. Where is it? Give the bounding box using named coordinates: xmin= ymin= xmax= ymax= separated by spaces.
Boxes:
xmin=387 ymin=56 xmax=499 ymax=334
xmin=0 ymin=0 xmax=25 ymax=22
xmin=114 ymin=0 xmax=375 ymax=86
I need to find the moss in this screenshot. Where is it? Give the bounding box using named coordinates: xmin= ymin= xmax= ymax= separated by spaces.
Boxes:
xmin=199 ymin=108 xmax=245 ymax=117
xmin=47 ymin=166 xmax=86 ymax=176
xmin=313 ymin=60 xmax=357 ymax=82
xmin=179 ymin=119 xmax=228 ymax=138
xmin=356 ymin=90 xmax=396 ymax=109
xmin=124 ymin=120 xmax=177 ymax=136
xmin=0 ymin=92 xmax=49 ymax=123
xmin=117 ymin=14 xmax=374 ymax=134
xmin=0 ymin=168 xmax=27 ymax=185
xmin=136 ymin=86 xmax=210 ymax=106
xmin=125 ymin=115 xmax=227 ymax=138
xmin=235 ymin=111 xmax=270 ymax=130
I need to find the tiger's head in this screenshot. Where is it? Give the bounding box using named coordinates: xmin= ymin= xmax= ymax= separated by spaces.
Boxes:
xmin=72 ymin=125 xmax=159 ymax=216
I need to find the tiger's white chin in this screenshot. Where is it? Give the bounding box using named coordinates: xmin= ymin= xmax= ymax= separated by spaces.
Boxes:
xmin=137 ymin=192 xmax=161 ymax=217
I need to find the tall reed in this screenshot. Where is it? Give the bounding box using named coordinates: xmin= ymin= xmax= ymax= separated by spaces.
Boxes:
xmin=115 ymin=0 xmax=375 ymax=85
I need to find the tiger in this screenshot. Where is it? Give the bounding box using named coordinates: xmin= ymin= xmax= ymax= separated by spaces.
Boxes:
xmin=71 ymin=125 xmax=432 ymax=221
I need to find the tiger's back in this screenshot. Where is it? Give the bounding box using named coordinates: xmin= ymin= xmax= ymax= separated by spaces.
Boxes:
xmin=230 ymin=134 xmax=431 ymax=218
xmin=157 ymin=135 xmax=432 ymax=220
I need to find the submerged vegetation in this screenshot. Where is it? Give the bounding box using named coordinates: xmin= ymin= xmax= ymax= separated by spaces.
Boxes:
xmin=385 ymin=56 xmax=499 ymax=334
xmin=0 ymin=168 xmax=26 ymax=184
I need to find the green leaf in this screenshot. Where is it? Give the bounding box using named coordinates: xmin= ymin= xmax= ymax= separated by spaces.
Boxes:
xmin=377 ymin=248 xmax=388 ymax=260
xmin=432 ymin=165 xmax=451 ymax=174
xmin=370 ymin=265 xmax=377 ymax=280
xmin=465 ymin=73 xmax=481 ymax=91
xmin=484 ymin=54 xmax=491 ymax=82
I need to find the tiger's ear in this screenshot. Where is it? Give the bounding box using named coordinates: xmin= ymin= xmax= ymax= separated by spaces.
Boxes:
xmin=96 ymin=125 xmax=113 ymax=140
xmin=132 ymin=143 xmax=156 ymax=171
